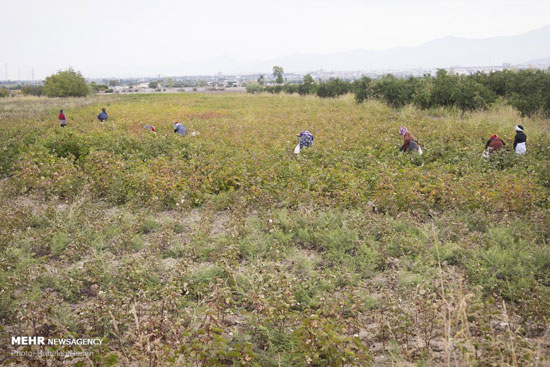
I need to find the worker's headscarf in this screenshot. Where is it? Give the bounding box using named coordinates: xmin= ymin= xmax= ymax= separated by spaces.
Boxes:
xmin=516 ymin=125 xmax=524 ymax=132
xmin=491 ymin=134 xmax=498 ymax=139
xmin=399 ymin=127 xmax=407 ymax=136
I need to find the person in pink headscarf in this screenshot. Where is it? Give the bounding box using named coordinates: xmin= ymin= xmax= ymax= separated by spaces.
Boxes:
xmin=399 ymin=127 xmax=421 ymax=154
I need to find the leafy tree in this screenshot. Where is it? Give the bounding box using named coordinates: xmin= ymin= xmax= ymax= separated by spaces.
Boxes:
xmin=473 ymin=71 xmax=508 ymax=97
xmin=43 ymin=69 xmax=89 ymax=97
xmin=452 ymin=77 xmax=496 ymax=111
xmin=371 ymin=75 xmax=415 ymax=107
xmin=90 ymin=82 xmax=109 ymax=93
xmin=505 ymin=69 xmax=549 ymax=117
xmin=21 ymin=85 xmax=43 ymax=96
xmin=272 ymin=66 xmax=284 ymax=84
xmin=167 ymin=78 xmax=174 ymax=88
xmin=353 ymin=76 xmax=372 ymax=103
xmin=430 ymin=69 xmax=457 ymax=107
xmin=257 ymin=74 xmax=265 ymax=86
xmin=316 ymin=78 xmax=351 ymax=98
xmin=412 ymin=75 xmax=434 ymax=109
xmin=0 ymin=88 xmax=10 ymax=98
xmin=265 ymin=85 xmax=283 ymax=94
xmin=148 ymin=81 xmax=159 ymax=89
xmin=282 ymin=83 xmax=299 ymax=94
xmin=298 ymin=74 xmax=316 ymax=95
xmin=108 ymin=79 xmax=120 ymax=87
xmin=303 ymin=74 xmax=314 ymax=85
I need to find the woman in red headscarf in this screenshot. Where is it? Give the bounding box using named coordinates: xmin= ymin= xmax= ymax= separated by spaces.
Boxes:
xmin=485 ymin=134 xmax=505 ymax=155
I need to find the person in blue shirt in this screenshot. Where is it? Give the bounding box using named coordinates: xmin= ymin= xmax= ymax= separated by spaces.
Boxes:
xmin=297 ymin=130 xmax=314 ymax=148
xmin=294 ymin=130 xmax=314 ymax=154
xmin=174 ymin=122 xmax=186 ymax=136
xmin=97 ymin=108 xmax=108 ymax=122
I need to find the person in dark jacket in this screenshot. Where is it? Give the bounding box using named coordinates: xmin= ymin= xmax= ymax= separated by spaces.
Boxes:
xmin=485 ymin=134 xmax=505 ymax=155
xmin=513 ymin=125 xmax=527 ymax=155
xmin=58 ymin=109 xmax=67 ymax=127
xmin=97 ymin=108 xmax=108 ymax=122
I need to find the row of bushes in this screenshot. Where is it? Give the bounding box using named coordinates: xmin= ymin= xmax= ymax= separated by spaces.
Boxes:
xmin=357 ymin=69 xmax=550 ymax=116
xmin=247 ymin=77 xmax=352 ymax=99
xmin=247 ymin=69 xmax=550 ymax=116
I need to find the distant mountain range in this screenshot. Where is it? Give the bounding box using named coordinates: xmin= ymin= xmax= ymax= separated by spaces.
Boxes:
xmin=525 ymin=57 xmax=550 ymax=65
xmin=240 ymin=25 xmax=550 ymax=73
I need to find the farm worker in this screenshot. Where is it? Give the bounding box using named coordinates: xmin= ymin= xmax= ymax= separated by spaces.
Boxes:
xmin=174 ymin=122 xmax=186 ymax=136
xmin=485 ymin=134 xmax=505 ymax=155
xmin=297 ymin=130 xmax=314 ymax=148
xmin=513 ymin=125 xmax=527 ymax=155
xmin=294 ymin=130 xmax=314 ymax=153
xmin=399 ymin=127 xmax=422 ymax=154
xmin=58 ymin=109 xmax=67 ymax=127
xmin=97 ymin=108 xmax=108 ymax=122
xmin=143 ymin=124 xmax=156 ymax=132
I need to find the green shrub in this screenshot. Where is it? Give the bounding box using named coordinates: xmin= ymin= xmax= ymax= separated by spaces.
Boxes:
xmin=43 ymin=68 xmax=89 ymax=97
xmin=138 ymin=217 xmax=160 ymax=234
xmin=44 ymin=131 xmax=90 ymax=160
xmin=246 ymin=83 xmax=264 ymax=94
xmin=50 ymin=232 xmax=70 ymax=256
xmin=21 ymin=85 xmax=43 ymax=96
xmin=292 ymin=315 xmax=370 ymax=366
xmin=316 ymin=78 xmax=351 ymax=98
xmin=466 ymin=227 xmax=543 ymax=301
xmin=372 ymin=74 xmax=415 ymax=108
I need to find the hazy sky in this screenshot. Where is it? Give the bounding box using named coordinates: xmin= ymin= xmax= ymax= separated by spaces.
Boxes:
xmin=2 ymin=0 xmax=550 ymax=79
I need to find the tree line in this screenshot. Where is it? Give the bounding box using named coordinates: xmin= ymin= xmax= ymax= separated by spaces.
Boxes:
xmin=247 ymin=69 xmax=550 ymax=117
xmin=3 ymin=67 xmax=549 ymax=117
xmin=0 ymin=69 xmax=224 ymax=98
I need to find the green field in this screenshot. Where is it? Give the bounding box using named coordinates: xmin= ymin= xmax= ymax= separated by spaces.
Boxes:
xmin=1 ymin=93 xmax=550 ymax=366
